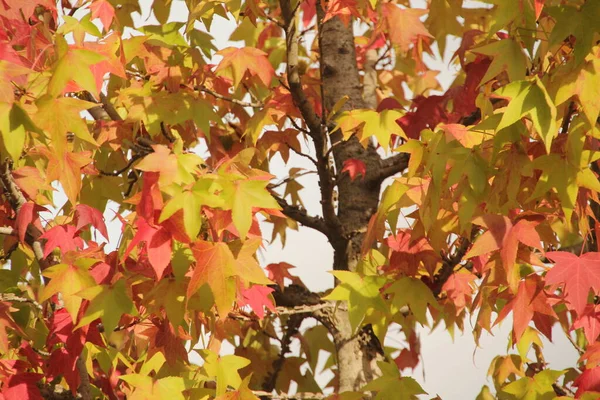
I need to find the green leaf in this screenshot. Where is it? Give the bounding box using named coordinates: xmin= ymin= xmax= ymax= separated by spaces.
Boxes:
xmin=385 ymin=277 xmax=438 ymax=324
xmin=362 ymin=361 xmax=426 ymax=400
xmin=323 ymin=271 xmax=388 ymax=332
xmin=495 ymin=78 xmax=557 ymax=153
xmin=0 ymin=102 xmax=38 ymax=161
xmin=220 ymin=178 xmax=280 ymax=239
xmin=75 ymin=279 xmax=137 ymax=334
xmin=472 ymin=39 xmax=528 ymax=85
xmin=199 ymin=350 xmax=251 ymax=396
xmin=500 ymin=369 xmax=565 ymax=400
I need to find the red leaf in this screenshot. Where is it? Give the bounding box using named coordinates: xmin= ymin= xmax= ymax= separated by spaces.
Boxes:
xmin=40 ymin=225 xmax=83 ymax=258
xmin=300 ymin=0 xmax=316 ymax=28
xmin=123 ymin=217 xmax=172 ymax=280
xmin=495 ymin=275 xmax=557 ymax=341
xmin=574 ymin=366 xmax=600 ymax=397
xmin=75 ymin=204 xmax=109 ymax=240
xmin=573 ymin=305 xmax=600 ymax=344
xmin=3 ymin=373 xmax=43 ymax=400
xmin=240 ymin=286 xmax=276 ymax=319
xmin=15 ymin=202 xmax=45 ymax=244
xmin=534 ymin=0 xmax=545 ymax=20
xmin=396 ymin=95 xmax=448 ymax=139
xmin=545 ymin=251 xmax=600 ymax=315
xmin=89 ymin=0 xmax=115 ymax=31
xmin=441 ymin=272 xmax=477 ymax=315
xmin=341 ymin=159 xmax=366 ymax=181
xmin=384 ymin=230 xmax=439 ymax=276
xmin=265 ymin=262 xmax=297 ymax=289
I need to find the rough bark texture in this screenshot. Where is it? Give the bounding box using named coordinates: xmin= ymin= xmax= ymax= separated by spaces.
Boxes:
xmin=318 ymin=15 xmax=385 ymax=393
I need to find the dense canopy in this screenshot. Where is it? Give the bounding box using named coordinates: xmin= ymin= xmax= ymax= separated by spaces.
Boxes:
xmin=1 ymin=0 xmax=600 ymax=399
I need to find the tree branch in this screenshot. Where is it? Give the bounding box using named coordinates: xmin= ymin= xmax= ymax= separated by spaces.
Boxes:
xmin=270 ymin=191 xmax=332 ymax=238
xmin=253 ymin=391 xmax=326 ymax=399
xmin=195 ymin=85 xmax=264 ymax=108
xmin=376 ymin=152 xmax=410 ymax=181
xmin=279 ymin=0 xmax=339 ymax=231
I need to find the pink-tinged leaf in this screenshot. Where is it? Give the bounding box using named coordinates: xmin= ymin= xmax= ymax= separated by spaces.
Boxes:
xmin=40 ymin=225 xmax=83 ymax=258
xmin=441 ymin=272 xmax=477 ymax=315
xmin=573 ymin=305 xmax=600 ymax=344
xmin=495 ymin=275 xmax=557 ymax=342
xmin=341 ymin=159 xmax=366 ymax=181
xmin=75 ymin=204 xmax=109 ymax=240
xmin=545 ymin=251 xmax=600 ymax=316
xmin=2 ymin=373 xmax=43 ymax=400
xmin=215 ymin=47 xmax=275 ymax=88
xmin=15 ymin=202 xmax=45 ymax=244
xmin=574 ymin=367 xmax=600 ymax=396
xmin=301 ymin=0 xmax=316 ymax=28
xmin=266 ymin=262 xmax=297 ymax=289
xmin=90 ymin=0 xmax=115 ymax=31
xmin=240 ymin=286 xmax=276 ymax=319
xmin=534 ymin=0 xmax=545 ymax=20
xmin=123 ymin=217 xmax=172 ymax=280
xmin=322 ymin=0 xmax=361 ymax=24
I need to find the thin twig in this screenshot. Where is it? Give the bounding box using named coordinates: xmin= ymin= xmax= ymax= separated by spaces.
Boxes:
xmin=196 ymin=86 xmax=264 ymax=108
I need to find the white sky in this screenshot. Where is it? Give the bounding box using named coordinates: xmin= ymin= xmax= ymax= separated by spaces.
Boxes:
xmin=47 ymin=0 xmax=580 ymax=398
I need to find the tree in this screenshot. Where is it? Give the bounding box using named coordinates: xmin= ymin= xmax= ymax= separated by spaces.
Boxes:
xmin=1 ymin=0 xmax=600 ymax=398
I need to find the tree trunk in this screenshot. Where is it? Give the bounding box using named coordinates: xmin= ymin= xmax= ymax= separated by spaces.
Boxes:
xmin=319 ymin=15 xmax=385 ymax=393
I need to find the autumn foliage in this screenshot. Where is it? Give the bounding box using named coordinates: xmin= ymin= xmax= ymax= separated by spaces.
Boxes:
xmin=1 ymin=0 xmax=600 ymax=399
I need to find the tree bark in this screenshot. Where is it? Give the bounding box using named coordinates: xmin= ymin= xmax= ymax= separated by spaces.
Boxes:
xmin=317 ymin=14 xmax=385 ymax=393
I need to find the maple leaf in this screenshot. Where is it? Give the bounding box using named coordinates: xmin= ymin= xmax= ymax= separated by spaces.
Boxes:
xmin=40 ymin=225 xmax=83 ymax=257
xmin=0 ymin=101 xmax=39 ymax=162
xmin=135 ymin=144 xmax=203 ymax=186
xmin=396 ymin=95 xmax=448 ymax=140
xmin=574 ymin=367 xmax=600 ymax=397
xmin=15 ymin=202 xmax=45 ymax=244
xmin=48 ymin=46 xmax=106 ymax=97
xmin=200 ymin=350 xmax=251 ymax=396
xmin=495 ymin=77 xmax=557 ymax=153
xmin=221 ymin=178 xmax=281 ymax=240
xmin=341 ymin=158 xmax=366 ymax=181
xmin=215 ymin=47 xmax=275 ymax=88
xmin=382 ymin=5 xmax=433 ymax=53
xmin=573 ymin=305 xmax=600 ymax=344
xmin=189 ymin=241 xmax=236 ymax=317
xmin=441 ymin=271 xmax=477 ymax=315
xmin=120 ymin=374 xmax=186 ymax=400
xmin=75 ymin=279 xmax=137 ymax=334
xmin=214 ymin=376 xmax=259 ymax=400
xmin=239 ymin=285 xmax=276 ymax=319
xmin=0 ymin=301 xmax=26 ymax=353
xmin=384 ymin=230 xmax=439 ymax=277
xmin=33 ymin=96 xmax=97 ymax=157
xmin=74 ymin=204 xmax=109 ymax=240
xmin=465 ymin=213 xmax=544 ymax=291
xmin=90 ymin=0 xmax=116 ymax=31
xmin=362 ymin=362 xmax=427 ymax=400
xmin=266 ymin=262 xmax=297 ymax=289
xmin=386 ymin=277 xmax=439 ymax=325
xmin=322 ymin=0 xmax=361 ymax=25
xmin=39 ymin=263 xmax=97 ymax=321
xmin=471 ymin=39 xmax=528 ymax=85
xmin=324 ymin=271 xmax=388 ymax=332
xmin=2 ymin=373 xmax=43 ymax=400
xmin=123 ymin=217 xmax=172 ymax=280
xmin=545 ymin=251 xmax=600 ymax=316
xmin=501 ymin=369 xmax=565 ymax=400
xmin=553 ymin=55 xmax=600 ymax=127
xmin=495 ymin=275 xmax=557 ymax=342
